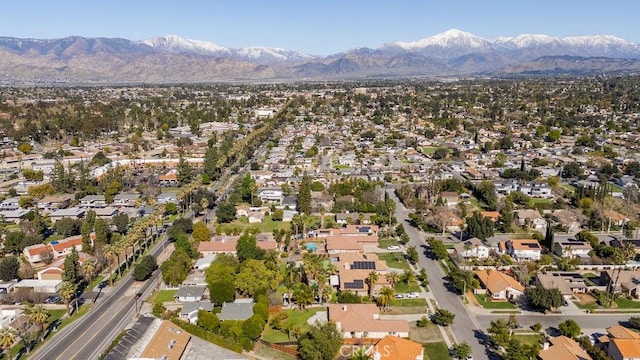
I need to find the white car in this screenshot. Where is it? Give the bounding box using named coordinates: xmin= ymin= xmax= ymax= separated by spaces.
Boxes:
xmin=406 ymin=292 xmax=420 ymax=299
xmin=387 ymin=245 xmax=400 ymax=250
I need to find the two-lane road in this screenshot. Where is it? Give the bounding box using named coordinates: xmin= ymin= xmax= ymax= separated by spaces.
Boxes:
xmin=388 ymin=189 xmax=490 ymax=360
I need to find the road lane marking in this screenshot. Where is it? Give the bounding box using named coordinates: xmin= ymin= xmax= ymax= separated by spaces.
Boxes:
xmin=56 ymin=295 xmax=133 ymax=360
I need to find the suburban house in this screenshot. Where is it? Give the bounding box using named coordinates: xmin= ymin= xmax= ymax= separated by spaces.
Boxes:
xmin=23 ymin=234 xmax=95 ymax=264
xmin=112 ymin=193 xmax=141 ymax=208
xmin=453 ymin=237 xmax=490 ymax=260
xmin=257 ymin=189 xmax=283 ymax=205
xmin=49 ymin=207 xmax=85 ymax=223
xmin=156 ymin=191 xmax=178 ymax=205
xmin=78 ymin=195 xmax=107 ymax=208
xmin=327 ymin=304 xmax=410 ymax=339
xmin=480 ymin=211 xmax=501 ymax=223
xmin=368 ymin=335 xmax=424 ymax=360
xmin=0 ymin=208 xmax=30 ymax=224
xmin=335 ymin=213 xmax=374 ymax=225
xmin=553 ymin=241 xmax=592 ymax=259
xmin=38 ymin=194 xmax=73 ymax=212
xmin=602 ymin=209 xmax=630 ymax=227
xmin=601 ymin=270 xmax=640 ymax=298
xmin=0 ymin=197 xmax=19 ymax=211
xmin=94 ymin=206 xmax=119 ymax=220
xmin=218 ymin=300 xmax=254 ymax=321
xmin=198 ymin=237 xmax=277 ymax=256
xmin=474 ymin=270 xmax=525 ymax=301
xmin=235 ymin=204 xmax=250 ymax=218
xmin=515 ymin=209 xmax=547 ymax=230
xmin=599 ymin=325 xmax=640 ymax=360
xmin=539 ymin=336 xmax=592 ymax=360
xmin=536 ymin=272 xmax=587 ymax=299
xmin=324 ymin=234 xmax=378 ymax=254
xmin=12 ymin=279 xmax=62 ymax=294
xmin=180 ymin=301 xmax=214 ymax=324
xmin=37 ymin=252 xmax=94 ymax=281
xmin=499 ymin=239 xmax=542 ymax=261
xmin=174 ymin=286 xmax=206 ymax=303
xmin=247 ymin=211 xmax=265 ymax=224
xmin=440 ymin=191 xmax=460 ymax=207
xmin=157 ymin=170 xmax=179 ymax=186
xmin=334 ymin=253 xmax=389 ymax=296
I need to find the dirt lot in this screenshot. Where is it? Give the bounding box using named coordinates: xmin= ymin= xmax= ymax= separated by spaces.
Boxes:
xmin=575 ymin=293 xmax=597 ymax=304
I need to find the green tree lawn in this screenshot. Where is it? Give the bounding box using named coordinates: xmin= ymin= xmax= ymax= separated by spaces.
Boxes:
xmin=262 ymin=308 xmax=326 ymax=343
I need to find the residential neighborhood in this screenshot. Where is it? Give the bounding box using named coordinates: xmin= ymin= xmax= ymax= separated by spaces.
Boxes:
xmin=1 ymin=78 xmax=640 ymax=360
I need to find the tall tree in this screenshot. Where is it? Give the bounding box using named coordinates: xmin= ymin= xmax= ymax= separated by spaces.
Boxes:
xmin=0 ymin=257 xmax=20 ymax=282
xmin=297 ymin=321 xmax=343 ymax=360
xmin=177 ymin=153 xmax=192 ymax=184
xmin=466 ymin=211 xmax=494 ymax=240
xmin=297 ymin=175 xmax=312 ymax=215
xmin=63 ymin=248 xmax=80 ymax=283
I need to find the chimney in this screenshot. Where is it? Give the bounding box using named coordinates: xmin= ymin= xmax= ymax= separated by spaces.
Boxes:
xmin=343 ymin=305 xmax=347 ymax=311
xmin=543 ymin=342 xmax=550 ymax=350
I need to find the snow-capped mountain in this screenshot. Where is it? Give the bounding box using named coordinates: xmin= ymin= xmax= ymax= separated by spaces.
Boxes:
xmin=139 ymin=35 xmax=315 ymax=63
xmin=380 ymin=29 xmax=640 ymax=60
xmin=0 ymin=29 xmax=639 ymax=83
xmin=381 ymin=29 xmax=494 ymax=58
xmin=383 ymin=29 xmax=492 ymax=51
xmin=139 ymin=35 xmax=230 ymax=56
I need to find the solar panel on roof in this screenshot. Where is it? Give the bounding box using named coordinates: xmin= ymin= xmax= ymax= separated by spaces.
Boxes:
xmin=359 ymin=226 xmax=370 ymax=232
xmin=352 ymin=261 xmax=376 ymax=270
xmin=344 ymin=279 xmax=365 ymax=289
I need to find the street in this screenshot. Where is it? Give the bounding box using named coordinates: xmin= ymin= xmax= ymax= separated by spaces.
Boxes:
xmin=29 ymin=237 xmax=167 ymax=360
xmin=388 ymin=189 xmax=490 ymax=360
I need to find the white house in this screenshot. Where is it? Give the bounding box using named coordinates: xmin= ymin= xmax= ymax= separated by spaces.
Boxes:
xmin=174 ymin=286 xmax=206 ymax=303
xmin=257 ymin=189 xmax=283 ymax=205
xmin=453 ymin=237 xmax=490 ymax=260
xmin=500 ymin=239 xmax=542 ymax=261
xmin=553 ymin=241 xmax=592 ymax=259
xmin=328 ymin=304 xmax=409 ymax=339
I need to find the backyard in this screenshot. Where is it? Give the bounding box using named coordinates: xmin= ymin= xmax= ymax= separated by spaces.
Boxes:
xmin=262 ymin=308 xmax=326 ymax=343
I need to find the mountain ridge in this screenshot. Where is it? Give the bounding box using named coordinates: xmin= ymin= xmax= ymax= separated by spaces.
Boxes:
xmin=0 ymin=29 xmax=639 ymax=83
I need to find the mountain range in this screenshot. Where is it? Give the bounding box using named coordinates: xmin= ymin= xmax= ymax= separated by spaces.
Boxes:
xmin=1 ymin=29 xmax=640 ymax=84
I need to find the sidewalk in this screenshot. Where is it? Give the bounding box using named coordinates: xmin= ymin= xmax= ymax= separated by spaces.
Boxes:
xmin=408 ymin=263 xmax=457 ymax=347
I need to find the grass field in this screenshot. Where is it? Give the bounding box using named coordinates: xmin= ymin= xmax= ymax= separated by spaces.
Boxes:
xmin=395 ymin=281 xmax=422 ymax=293
xmin=422 ymin=147 xmax=438 ymax=155
xmin=513 ymin=334 xmax=543 ymax=347
xmin=378 ymin=252 xmax=410 ymax=270
xmin=378 ymin=238 xmax=399 ymax=249
xmin=615 ymin=298 xmax=640 ymax=309
xmin=149 ymin=289 xmax=176 ymax=304
xmin=394 ymin=298 xmax=428 ymax=307
xmin=423 ymin=341 xmax=451 ymax=360
xmin=262 ymin=308 xmax=325 ymax=343
xmin=529 ymin=198 xmax=555 ymax=205
xmin=474 ymin=294 xmax=517 ymax=309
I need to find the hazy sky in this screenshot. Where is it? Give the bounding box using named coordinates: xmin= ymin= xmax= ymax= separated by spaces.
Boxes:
xmin=1 ymin=0 xmax=638 ymax=55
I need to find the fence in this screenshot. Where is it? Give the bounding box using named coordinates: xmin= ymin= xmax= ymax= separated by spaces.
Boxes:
xmin=258 ymin=340 xmax=299 ymax=356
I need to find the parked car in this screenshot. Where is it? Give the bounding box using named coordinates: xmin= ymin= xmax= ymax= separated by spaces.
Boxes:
xmin=387 ymin=245 xmax=400 ymax=250
xmin=406 ymin=292 xmax=420 ymax=299
xmin=395 ymin=294 xmax=404 ymax=299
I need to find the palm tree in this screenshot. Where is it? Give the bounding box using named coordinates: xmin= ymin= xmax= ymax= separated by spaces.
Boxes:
xmin=376 ymin=286 xmax=395 ymax=312
xmin=402 ymin=269 xmax=417 ymax=285
xmin=0 ymin=327 xmax=17 ymax=360
xmin=23 ymin=304 xmax=49 ymax=341
xmin=59 ymin=281 xmax=77 ymax=315
xmin=81 ymin=258 xmax=97 ymax=284
xmin=367 ymin=271 xmax=379 ymax=298
xmin=293 ymin=284 xmax=313 ymax=310
xmin=622 ymin=241 xmax=637 ymax=261
xmin=385 ymin=271 xmax=401 ymax=289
